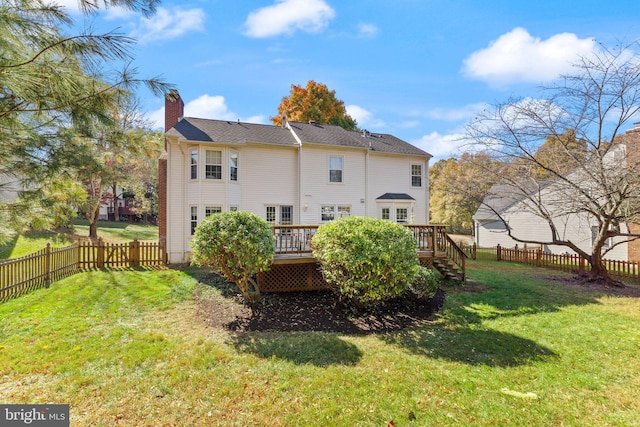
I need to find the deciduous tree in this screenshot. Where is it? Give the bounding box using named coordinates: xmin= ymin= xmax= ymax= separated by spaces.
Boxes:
xmin=429 ymin=152 xmax=498 ymax=234
xmin=271 ymin=80 xmax=357 ymax=130
xmin=465 ymin=42 xmax=640 ymax=285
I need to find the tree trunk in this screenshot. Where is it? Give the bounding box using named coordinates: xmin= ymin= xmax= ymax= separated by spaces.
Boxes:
xmin=587 ymin=252 xmax=623 ymax=287
xmin=88 ymin=204 xmax=100 ymax=241
xmin=112 ymin=183 xmax=119 ymax=222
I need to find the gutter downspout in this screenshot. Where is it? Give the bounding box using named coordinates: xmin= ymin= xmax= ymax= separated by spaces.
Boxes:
xmin=285 ymin=120 xmax=304 ymax=224
xmin=365 ymin=140 xmax=370 ymax=217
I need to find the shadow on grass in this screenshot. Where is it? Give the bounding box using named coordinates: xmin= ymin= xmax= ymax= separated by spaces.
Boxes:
xmin=382 ymin=324 xmax=557 ymax=367
xmin=0 ymin=233 xmax=19 ymax=259
xmin=231 ymin=332 xmax=363 ymax=366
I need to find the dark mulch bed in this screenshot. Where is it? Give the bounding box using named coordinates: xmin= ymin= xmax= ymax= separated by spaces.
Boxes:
xmin=195 ymin=278 xmax=446 ymax=335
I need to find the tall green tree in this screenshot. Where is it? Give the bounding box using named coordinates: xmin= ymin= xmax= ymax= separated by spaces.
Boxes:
xmin=271 ymin=80 xmax=358 ymax=130
xmin=0 ymin=0 xmax=172 ymax=242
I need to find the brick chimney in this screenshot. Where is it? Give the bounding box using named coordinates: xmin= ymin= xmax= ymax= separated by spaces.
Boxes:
xmin=158 ymin=90 xmax=183 ymax=250
xmin=164 ymin=90 xmax=184 ymax=145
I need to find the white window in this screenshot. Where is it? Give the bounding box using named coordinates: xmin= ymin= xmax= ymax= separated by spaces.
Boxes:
xmin=321 ymin=205 xmax=350 ymax=221
xmin=205 ymin=150 xmax=222 ymax=180
xmin=591 ymin=226 xmax=611 ymax=250
xmin=396 ymin=208 xmax=408 ymax=223
xmin=205 ymin=206 xmax=222 ymax=217
xmin=190 ymin=206 xmax=198 ymax=235
xmin=281 ymin=206 xmax=293 ymax=225
xmin=329 ymin=156 xmax=343 ymax=183
xmin=381 ymin=207 xmax=390 ymax=220
xmin=338 ymin=206 xmax=350 ymax=218
xmin=190 ymin=149 xmax=198 ymax=180
xmin=411 ymin=164 xmax=422 ymax=187
xmin=230 ymin=151 xmax=238 ymax=181
xmin=266 ymin=206 xmax=276 ymax=224
xmin=321 ymin=205 xmax=335 ymax=221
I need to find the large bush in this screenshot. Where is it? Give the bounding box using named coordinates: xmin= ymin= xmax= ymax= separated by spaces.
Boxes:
xmin=311 ymin=216 xmax=420 ymax=306
xmin=191 ymin=211 xmax=274 ymax=304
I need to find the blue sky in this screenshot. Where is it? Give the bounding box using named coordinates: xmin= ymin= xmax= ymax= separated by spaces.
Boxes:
xmin=57 ymin=0 xmax=640 ymax=160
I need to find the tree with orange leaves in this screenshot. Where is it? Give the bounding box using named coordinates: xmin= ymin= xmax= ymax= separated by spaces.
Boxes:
xmin=271 ymin=80 xmax=358 ymax=131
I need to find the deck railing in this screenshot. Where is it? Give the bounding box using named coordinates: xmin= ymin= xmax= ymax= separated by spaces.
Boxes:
xmin=272 ymin=224 xmax=455 ymax=255
xmin=272 ymin=225 xmax=319 ymax=254
xmin=270 ymin=224 xmax=466 ymax=282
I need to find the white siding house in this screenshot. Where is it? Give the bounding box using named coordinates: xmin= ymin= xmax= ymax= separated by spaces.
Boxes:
xmin=473 ymin=146 xmax=630 ymax=260
xmin=160 ymin=94 xmax=431 ymax=263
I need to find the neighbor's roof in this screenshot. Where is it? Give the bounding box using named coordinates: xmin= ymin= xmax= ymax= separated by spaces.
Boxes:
xmin=166 ymin=117 xmax=431 ymax=157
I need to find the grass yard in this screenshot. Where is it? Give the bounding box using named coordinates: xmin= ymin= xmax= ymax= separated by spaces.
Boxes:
xmin=0 ymin=221 xmax=159 ymax=260
xmin=1 ymin=261 xmax=639 ymax=426
xmin=73 ymin=219 xmax=159 ymax=242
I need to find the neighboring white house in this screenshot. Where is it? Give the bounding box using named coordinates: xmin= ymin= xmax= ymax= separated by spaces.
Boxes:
xmin=0 ymin=174 xmax=22 ymax=204
xmin=159 ymin=93 xmax=432 ymax=263
xmin=473 ymin=144 xmax=631 ymax=261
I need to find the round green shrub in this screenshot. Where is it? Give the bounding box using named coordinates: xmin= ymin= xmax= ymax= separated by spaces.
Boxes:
xmin=311 ymin=216 xmax=420 ymax=307
xmin=408 ymin=266 xmax=440 ymax=299
xmin=190 ymin=211 xmax=274 ymax=304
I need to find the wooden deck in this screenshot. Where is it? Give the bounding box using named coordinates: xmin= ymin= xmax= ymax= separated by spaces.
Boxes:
xmin=258 ymin=224 xmax=466 ymax=292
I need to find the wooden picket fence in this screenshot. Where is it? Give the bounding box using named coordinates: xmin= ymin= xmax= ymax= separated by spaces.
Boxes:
xmin=462 ymin=243 xmax=640 ymax=284
xmin=0 ymin=239 xmax=166 ymax=302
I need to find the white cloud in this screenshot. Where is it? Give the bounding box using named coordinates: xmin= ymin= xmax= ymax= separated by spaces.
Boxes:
xmin=419 ymin=103 xmax=488 ymax=122
xmin=130 ymin=7 xmax=205 ymax=44
xmin=52 ymin=0 xmax=81 ymax=13
xmin=358 ymin=23 xmax=378 ymax=39
xmin=146 ymin=94 xmax=267 ymax=129
xmin=463 ymin=28 xmax=596 ymax=86
xmin=346 ymin=105 xmax=385 ymax=129
xmin=244 ymin=0 xmax=335 ymax=38
xmin=412 ymin=132 xmax=466 ymax=160
xmin=103 ymin=6 xmax=137 ymax=21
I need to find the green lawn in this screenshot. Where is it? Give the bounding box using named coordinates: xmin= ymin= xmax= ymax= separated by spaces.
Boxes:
xmin=1 ymin=261 xmax=639 ymax=426
xmin=73 ymin=219 xmax=158 ymax=242
xmin=0 ymin=221 xmax=159 ymax=260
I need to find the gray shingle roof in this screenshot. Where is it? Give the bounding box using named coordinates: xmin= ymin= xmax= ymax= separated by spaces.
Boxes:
xmin=166 ymin=117 xmax=431 ymax=157
xmin=167 ymin=117 xmax=298 ymax=146
xmin=376 ymin=193 xmax=416 ymax=200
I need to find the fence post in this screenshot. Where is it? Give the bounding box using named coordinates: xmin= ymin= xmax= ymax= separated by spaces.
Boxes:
xmin=496 ymin=244 xmax=501 ymax=261
xmin=130 ymin=239 xmax=140 ymax=267
xmin=45 ymin=242 xmax=51 ymax=288
xmin=472 ymin=243 xmax=477 ymax=260
xmin=97 ymin=238 xmax=105 ymax=268
xmin=536 ymin=246 xmax=542 ymax=267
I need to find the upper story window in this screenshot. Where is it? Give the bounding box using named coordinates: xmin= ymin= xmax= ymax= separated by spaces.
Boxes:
xmin=229 ymin=151 xmax=238 ymax=181
xmin=205 ymin=150 xmax=222 ymax=180
xmin=190 ymin=149 xmax=198 ymax=180
xmin=329 ymin=156 xmax=343 ymax=183
xmin=411 ymin=164 xmax=422 ymax=187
